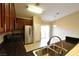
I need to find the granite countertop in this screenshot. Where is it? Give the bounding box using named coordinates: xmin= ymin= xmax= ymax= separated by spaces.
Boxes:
xmin=66 ymin=43 xmax=79 ymax=56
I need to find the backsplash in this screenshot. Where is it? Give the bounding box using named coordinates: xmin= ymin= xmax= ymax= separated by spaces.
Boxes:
xmin=66 ymin=36 xmax=79 ymax=44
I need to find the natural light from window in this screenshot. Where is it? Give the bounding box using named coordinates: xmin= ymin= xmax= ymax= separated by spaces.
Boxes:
xmin=40 ymin=25 xmax=50 ymax=47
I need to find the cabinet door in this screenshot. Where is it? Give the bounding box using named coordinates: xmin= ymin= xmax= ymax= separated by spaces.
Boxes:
xmin=0 ymin=3 xmax=15 ymax=33
xmin=5 ymin=3 xmax=15 ymax=32
xmin=0 ymin=4 xmax=4 ymax=33
xmin=1 ymin=4 xmax=5 ymax=32
xmin=0 ymin=4 xmax=1 ymax=28
xmin=5 ymin=3 xmax=10 ymax=32
xmin=9 ymin=4 xmax=15 ymax=31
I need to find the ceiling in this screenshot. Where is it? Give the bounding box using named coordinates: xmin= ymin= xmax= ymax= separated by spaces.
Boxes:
xmin=15 ymin=3 xmax=79 ymax=21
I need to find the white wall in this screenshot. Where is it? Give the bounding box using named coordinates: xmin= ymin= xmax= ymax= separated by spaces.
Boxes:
xmin=33 ymin=16 xmax=41 ymax=42
xmin=52 ymin=11 xmax=79 ymax=40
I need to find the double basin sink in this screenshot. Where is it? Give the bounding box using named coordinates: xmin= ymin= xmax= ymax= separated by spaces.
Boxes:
xmin=33 ymin=44 xmax=68 ymax=56
xmin=33 ymin=41 xmax=75 ymax=56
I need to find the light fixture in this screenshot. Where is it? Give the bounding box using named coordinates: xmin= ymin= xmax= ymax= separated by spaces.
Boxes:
xmin=27 ymin=5 xmax=44 ymax=14
xmin=53 ymin=25 xmax=57 ymax=28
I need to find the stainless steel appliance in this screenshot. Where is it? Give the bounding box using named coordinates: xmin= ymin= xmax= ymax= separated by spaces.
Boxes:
xmin=24 ymin=25 xmax=33 ymax=44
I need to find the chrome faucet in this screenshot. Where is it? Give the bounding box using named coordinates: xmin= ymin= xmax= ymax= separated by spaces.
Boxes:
xmin=47 ymin=36 xmax=63 ymax=55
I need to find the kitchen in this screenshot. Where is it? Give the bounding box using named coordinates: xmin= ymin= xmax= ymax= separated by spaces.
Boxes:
xmin=0 ymin=3 xmax=79 ymax=56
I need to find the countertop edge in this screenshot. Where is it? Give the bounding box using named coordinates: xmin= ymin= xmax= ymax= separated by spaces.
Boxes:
xmin=65 ymin=43 xmax=79 ymax=56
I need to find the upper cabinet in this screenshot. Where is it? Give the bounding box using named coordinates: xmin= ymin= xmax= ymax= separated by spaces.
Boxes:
xmin=5 ymin=3 xmax=16 ymax=32
xmin=15 ymin=18 xmax=33 ymax=30
xmin=0 ymin=4 xmax=4 ymax=33
xmin=0 ymin=3 xmax=16 ymax=33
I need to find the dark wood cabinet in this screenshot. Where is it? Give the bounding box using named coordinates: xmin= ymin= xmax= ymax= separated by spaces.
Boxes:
xmin=0 ymin=4 xmax=1 ymax=29
xmin=5 ymin=3 xmax=10 ymax=32
xmin=0 ymin=4 xmax=5 ymax=33
xmin=0 ymin=3 xmax=16 ymax=33
xmin=9 ymin=4 xmax=16 ymax=31
xmin=15 ymin=18 xmax=33 ymax=30
xmin=5 ymin=3 xmax=15 ymax=32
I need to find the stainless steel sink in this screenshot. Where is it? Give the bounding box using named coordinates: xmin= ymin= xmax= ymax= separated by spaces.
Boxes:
xmin=33 ymin=46 xmax=58 ymax=56
xmin=33 ymin=36 xmax=71 ymax=56
xmin=33 ymin=44 xmax=68 ymax=56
